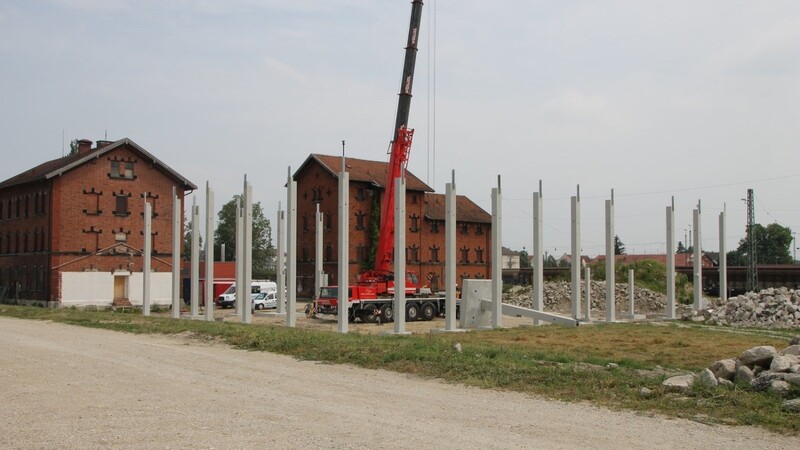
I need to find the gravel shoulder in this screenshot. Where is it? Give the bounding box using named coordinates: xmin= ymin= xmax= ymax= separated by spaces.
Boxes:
xmin=1 ymin=316 xmax=796 ymax=449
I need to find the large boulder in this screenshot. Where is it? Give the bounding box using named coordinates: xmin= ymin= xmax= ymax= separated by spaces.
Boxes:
xmin=770 ymin=355 xmax=795 ymax=373
xmin=735 ymin=364 xmax=755 ymax=383
xmin=784 ymin=373 xmax=800 ymax=387
xmin=769 ymin=380 xmax=791 ymax=397
xmin=790 ymin=336 xmax=800 ymax=346
xmin=783 ymin=399 xmax=800 ymax=413
xmin=696 ymin=368 xmax=718 ymax=388
xmin=784 ymin=345 xmax=800 ymax=356
xmin=739 ymin=346 xmax=777 ymax=368
xmin=663 ymin=374 xmax=695 ymax=394
xmin=709 ymin=359 xmax=736 ymax=381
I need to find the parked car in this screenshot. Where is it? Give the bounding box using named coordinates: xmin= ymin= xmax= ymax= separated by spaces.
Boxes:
xmin=252 ymin=291 xmax=278 ymax=311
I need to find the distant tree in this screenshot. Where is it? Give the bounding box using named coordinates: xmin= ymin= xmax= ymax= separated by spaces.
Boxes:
xmin=182 ymin=212 xmax=202 ymax=261
xmin=727 ymin=223 xmax=792 ymax=266
xmin=214 ymin=195 xmax=275 ymax=279
xmin=543 ymin=252 xmax=558 ymax=267
xmin=676 ymin=241 xmax=688 ymax=254
xmin=69 ymin=139 xmax=79 ymax=156
xmin=518 ymin=249 xmax=531 ymax=268
xmin=614 ymin=235 xmax=626 ymax=255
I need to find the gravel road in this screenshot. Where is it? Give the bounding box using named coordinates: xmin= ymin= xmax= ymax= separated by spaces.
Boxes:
xmin=0 ymin=316 xmax=795 ymax=449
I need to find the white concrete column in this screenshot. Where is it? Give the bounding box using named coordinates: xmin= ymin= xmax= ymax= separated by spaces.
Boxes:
xmin=190 ymin=198 xmax=200 ymax=318
xmin=570 ymin=187 xmax=581 ymax=320
xmin=693 ymin=201 xmax=702 ymax=310
xmin=235 ymin=200 xmax=243 ymax=316
xmin=143 ymin=199 xmax=152 ymax=316
xmin=444 ymin=172 xmax=457 ymax=331
xmin=315 ymin=203 xmax=323 ymax=300
xmin=719 ymin=208 xmax=727 ymax=302
xmin=337 ymin=167 xmax=349 ymax=333
xmin=605 ymin=193 xmax=615 ymax=322
xmin=666 ymin=199 xmax=676 ymax=319
xmin=276 ymin=206 xmax=285 ymax=315
xmin=533 ymin=182 xmax=543 ymax=326
xmin=628 ymin=269 xmax=635 ymax=316
xmin=491 ymin=176 xmax=502 ymax=328
xmin=286 ymin=173 xmax=297 ymax=327
xmin=393 ymin=177 xmax=408 ymax=334
xmin=221 ymin=244 xmax=225 ymax=262
xmin=584 ymin=266 xmax=591 ymax=321
xmin=204 ymin=182 xmax=215 ymax=322
xmin=171 ymin=187 xmax=181 ymax=319
xmin=243 ymin=178 xmax=254 ymax=324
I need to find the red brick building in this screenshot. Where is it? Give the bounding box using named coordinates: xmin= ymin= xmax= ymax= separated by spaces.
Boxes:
xmin=0 ymin=138 xmax=195 ymax=306
xmin=293 ymin=154 xmax=492 ymax=296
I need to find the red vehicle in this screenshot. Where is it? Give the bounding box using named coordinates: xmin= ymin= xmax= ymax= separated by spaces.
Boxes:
xmin=315 ymin=284 xmax=449 ymax=324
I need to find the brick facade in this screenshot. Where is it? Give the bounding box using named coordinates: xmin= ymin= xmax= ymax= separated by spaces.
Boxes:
xmin=293 ymin=154 xmax=492 ymax=296
xmin=0 ymin=138 xmax=195 ymax=305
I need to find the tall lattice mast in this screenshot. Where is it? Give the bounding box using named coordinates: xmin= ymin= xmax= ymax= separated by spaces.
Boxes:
xmin=746 ymin=188 xmax=758 ymax=292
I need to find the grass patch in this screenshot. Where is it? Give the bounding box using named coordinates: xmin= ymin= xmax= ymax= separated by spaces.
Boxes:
xmin=1 ymin=305 xmax=797 ymax=434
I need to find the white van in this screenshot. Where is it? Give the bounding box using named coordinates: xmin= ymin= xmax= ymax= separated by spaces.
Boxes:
xmin=216 ymin=280 xmax=277 ymax=308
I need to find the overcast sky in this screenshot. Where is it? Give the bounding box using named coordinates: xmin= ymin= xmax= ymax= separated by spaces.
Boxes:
xmin=2 ymin=0 xmax=799 ymax=258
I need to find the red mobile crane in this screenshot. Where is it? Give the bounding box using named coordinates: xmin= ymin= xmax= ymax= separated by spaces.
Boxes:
xmin=356 ymin=0 xmax=424 ymax=297
xmin=315 ymin=0 xmax=450 ymax=323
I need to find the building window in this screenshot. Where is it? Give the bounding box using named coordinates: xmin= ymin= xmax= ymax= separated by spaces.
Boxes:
xmin=355 ymin=210 xmax=365 ymax=230
xmin=356 ymin=245 xmax=368 ymax=263
xmin=475 ymin=223 xmax=485 ymax=235
xmin=110 ymin=158 xmax=136 ymax=179
xmin=325 ymin=245 xmax=333 ymax=262
xmin=24 ymin=195 xmax=29 ymax=217
xmin=114 ymin=192 xmax=130 ymax=217
xmin=40 ymin=191 xmax=47 ymax=215
xmin=475 ymin=247 xmax=485 ymax=264
xmin=430 ymin=220 xmax=439 ymax=233
xmin=302 ymin=246 xmax=309 ymax=262
xmin=460 ymin=223 xmax=469 ymax=235
xmin=7 ymin=198 xmax=12 ymax=219
xmin=82 ymin=226 xmax=102 ymax=252
xmin=409 ymin=214 xmax=420 ymax=232
xmin=407 ymin=245 xmax=421 ymax=264
xmin=356 ymin=187 xmax=366 ymax=201
xmin=460 ymin=246 xmax=470 ymax=264
xmin=16 ymin=197 xmax=20 ymax=218
xmin=0 ymin=232 xmax=3 ymax=254
xmin=83 ymin=188 xmax=102 ymax=215
xmin=0 ymin=200 xmax=3 ymax=220
xmin=325 ymin=212 xmax=333 ymax=230
xmin=429 ymin=245 xmax=440 ymax=263
xmin=311 ymin=186 xmax=323 ymax=202
xmin=302 ymin=214 xmax=309 ymax=232
xmin=140 ymin=193 xmax=158 ymax=218
xmin=411 ymin=194 xmax=417 ymax=204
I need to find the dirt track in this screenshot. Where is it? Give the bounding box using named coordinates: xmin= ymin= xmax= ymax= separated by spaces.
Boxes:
xmin=0 ymin=316 xmax=796 ymax=449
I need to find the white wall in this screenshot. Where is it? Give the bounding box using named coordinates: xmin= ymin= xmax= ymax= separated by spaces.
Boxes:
xmin=60 ymin=272 xmax=173 ymax=307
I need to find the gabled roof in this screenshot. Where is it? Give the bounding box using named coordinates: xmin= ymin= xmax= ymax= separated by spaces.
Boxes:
xmin=294 ymin=153 xmax=434 ymax=193
xmin=0 ymin=138 xmax=197 ymax=191
xmin=424 ymin=192 xmax=491 ymax=224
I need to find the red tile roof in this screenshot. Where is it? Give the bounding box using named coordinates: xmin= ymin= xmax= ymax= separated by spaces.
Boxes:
xmin=0 ymin=138 xmax=196 ymax=190
xmin=297 ymin=154 xmax=433 ymax=192
xmin=424 ymin=193 xmax=491 ymax=224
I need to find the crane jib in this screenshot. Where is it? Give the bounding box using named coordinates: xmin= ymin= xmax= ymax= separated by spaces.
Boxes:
xmin=393 ymin=0 xmax=424 ymax=135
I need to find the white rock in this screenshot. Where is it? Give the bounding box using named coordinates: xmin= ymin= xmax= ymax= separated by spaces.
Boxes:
xmin=783 ymin=398 xmax=800 ymax=413
xmin=770 ymin=355 xmax=794 ymax=373
xmin=769 ymin=380 xmax=791 ymax=397
xmin=709 ymin=359 xmax=736 ymax=381
xmin=663 ymin=374 xmax=695 ymax=394
xmin=739 ymin=346 xmax=777 ymax=367
xmin=783 ymin=345 xmax=800 ymax=356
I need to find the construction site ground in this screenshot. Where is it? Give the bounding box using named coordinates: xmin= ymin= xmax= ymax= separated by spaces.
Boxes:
xmin=3 ymin=315 xmax=796 ymax=449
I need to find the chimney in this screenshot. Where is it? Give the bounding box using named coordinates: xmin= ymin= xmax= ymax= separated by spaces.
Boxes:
xmin=77 ymin=139 xmax=93 ymax=154
xmin=96 ymin=140 xmax=113 ymax=149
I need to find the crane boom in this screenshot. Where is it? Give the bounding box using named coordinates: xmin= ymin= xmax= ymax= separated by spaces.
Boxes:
xmin=375 ymin=0 xmax=424 ymax=275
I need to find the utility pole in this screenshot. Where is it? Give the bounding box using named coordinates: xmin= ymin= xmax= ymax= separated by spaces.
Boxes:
xmin=745 ymin=188 xmax=757 ymax=292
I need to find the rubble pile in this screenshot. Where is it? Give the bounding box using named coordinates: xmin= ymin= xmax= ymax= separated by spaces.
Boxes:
xmin=504 ymin=281 xmax=679 ymax=316
xmin=702 ymin=288 xmax=800 ymax=328
xmin=662 ymin=337 xmax=800 ymax=412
